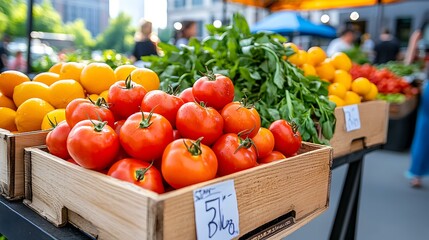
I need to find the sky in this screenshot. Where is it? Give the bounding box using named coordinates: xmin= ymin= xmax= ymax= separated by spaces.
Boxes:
xmin=109 ymin=0 xmax=167 ymax=29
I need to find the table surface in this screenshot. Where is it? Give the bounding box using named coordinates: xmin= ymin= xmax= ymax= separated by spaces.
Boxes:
xmin=0 ymin=146 xmax=381 ymax=240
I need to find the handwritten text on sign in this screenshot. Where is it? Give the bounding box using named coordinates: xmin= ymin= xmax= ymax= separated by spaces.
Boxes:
xmin=343 ymin=104 xmax=361 ymax=132
xmin=193 ymin=180 xmax=240 ymax=240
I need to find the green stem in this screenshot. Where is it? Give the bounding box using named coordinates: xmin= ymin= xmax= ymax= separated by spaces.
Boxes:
xmin=183 ymin=137 xmax=204 ymax=156
xmin=135 ymin=161 xmax=154 ymax=181
xmin=139 ymin=111 xmax=154 ymax=128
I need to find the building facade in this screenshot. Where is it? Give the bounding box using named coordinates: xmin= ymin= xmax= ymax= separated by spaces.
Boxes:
xmin=37 ymin=0 xmax=110 ymax=37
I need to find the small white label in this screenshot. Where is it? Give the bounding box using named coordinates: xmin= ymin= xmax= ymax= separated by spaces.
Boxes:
xmin=193 ymin=180 xmax=240 ymax=240
xmin=343 ymin=104 xmax=361 ymax=132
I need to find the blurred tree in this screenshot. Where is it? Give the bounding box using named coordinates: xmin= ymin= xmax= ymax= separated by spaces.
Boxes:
xmin=95 ymin=12 xmax=135 ymax=53
xmin=64 ymin=19 xmax=95 ymax=50
xmin=0 ymin=0 xmax=13 ymax=37
xmin=33 ymin=0 xmax=63 ymax=33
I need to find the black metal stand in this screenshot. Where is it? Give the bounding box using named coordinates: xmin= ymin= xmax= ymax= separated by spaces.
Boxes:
xmin=329 ymin=145 xmax=381 ymax=240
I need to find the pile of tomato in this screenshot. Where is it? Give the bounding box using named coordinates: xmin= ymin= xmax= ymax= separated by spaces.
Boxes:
xmin=349 ymin=64 xmax=419 ymax=97
xmin=46 ymin=73 xmax=302 ymax=193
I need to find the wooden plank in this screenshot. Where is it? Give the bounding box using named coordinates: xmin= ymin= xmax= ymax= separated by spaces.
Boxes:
xmin=0 ymin=130 xmax=48 ymax=200
xmin=330 ymin=101 xmax=389 ymax=158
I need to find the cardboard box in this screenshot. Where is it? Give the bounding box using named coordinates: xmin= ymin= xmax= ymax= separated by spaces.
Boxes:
xmin=24 ymin=142 xmax=332 ymax=240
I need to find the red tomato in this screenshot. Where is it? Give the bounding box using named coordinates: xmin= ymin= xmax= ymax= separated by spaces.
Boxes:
xmin=162 ymin=138 xmax=218 ymax=189
xmin=252 ymin=127 xmax=275 ymax=158
xmin=108 ymin=158 xmax=164 ymax=194
xmin=221 ymin=101 xmax=261 ymax=138
xmin=258 ymin=151 xmax=286 ymax=164
xmin=66 ymin=158 xmax=78 ymax=165
xmin=192 ymin=73 xmax=234 ymax=110
xmin=120 ymin=112 xmax=173 ymax=162
xmin=67 ymin=120 xmax=120 ymax=170
xmin=108 ymin=78 xmax=147 ymax=120
xmin=212 ymin=133 xmax=257 ymax=176
xmin=173 ymin=129 xmax=181 ymax=140
xmin=114 ymin=120 xmax=126 ymax=136
xmin=179 ymin=87 xmax=195 ymax=103
xmin=46 ymin=121 xmax=71 ymax=159
xmin=65 ymin=98 xmax=115 ymax=128
xmin=113 ymin=120 xmax=129 ymax=161
xmin=176 ymin=102 xmax=224 ymax=146
xmin=140 ymin=90 xmax=184 ymax=128
xmin=269 ymin=120 xmax=302 ymax=157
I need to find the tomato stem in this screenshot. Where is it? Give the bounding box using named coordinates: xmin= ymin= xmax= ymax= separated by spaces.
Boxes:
xmin=289 ymin=121 xmax=299 ymax=135
xmin=139 ymin=111 xmax=154 ymax=128
xmin=201 ymin=67 xmax=216 ymax=81
xmin=184 ymin=137 xmax=204 ymax=156
xmin=91 ymin=120 xmax=107 ymax=132
xmin=124 ymin=75 xmax=134 ymax=89
xmin=93 ymin=97 xmax=110 ymax=109
xmin=47 ymin=116 xmax=58 ymax=129
xmin=135 ymin=161 xmax=154 ymax=181
xmin=235 ymin=136 xmax=258 ymax=155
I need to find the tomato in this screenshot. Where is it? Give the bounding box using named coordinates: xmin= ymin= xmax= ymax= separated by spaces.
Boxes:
xmin=120 ymin=112 xmax=173 ymax=162
xmin=162 ymin=138 xmax=218 ymax=189
xmin=65 ymin=98 xmax=115 ymax=128
xmin=258 ymin=151 xmax=286 ymax=164
xmin=66 ymin=158 xmax=78 ymax=165
xmin=67 ymin=120 xmax=120 ymax=170
xmin=179 ymin=87 xmax=195 ymax=103
xmin=114 ymin=120 xmax=126 ymax=136
xmin=108 ymin=78 xmax=147 ymax=120
xmin=212 ymin=133 xmax=257 ymax=176
xmin=108 ymin=158 xmax=164 ymax=194
xmin=140 ymin=90 xmax=184 ymax=128
xmin=176 ymin=102 xmax=223 ymax=146
xmin=221 ymin=101 xmax=261 ymax=138
xmin=192 ymin=73 xmax=234 ymax=110
xmin=252 ymin=127 xmax=275 ymax=158
xmin=269 ymin=120 xmax=302 ymax=157
xmin=173 ymin=129 xmax=181 ymax=140
xmin=46 ymin=121 xmax=71 ymax=159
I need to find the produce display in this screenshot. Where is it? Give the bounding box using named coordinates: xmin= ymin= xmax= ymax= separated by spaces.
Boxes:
xmin=45 ymin=72 xmax=303 ymax=193
xmin=0 ymin=63 xmax=158 ymax=132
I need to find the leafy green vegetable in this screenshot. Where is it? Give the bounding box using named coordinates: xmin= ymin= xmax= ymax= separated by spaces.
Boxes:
xmin=143 ymin=13 xmax=336 ymax=145
xmin=376 ymin=93 xmax=406 ymax=103
xmin=377 ymin=61 xmax=420 ymax=77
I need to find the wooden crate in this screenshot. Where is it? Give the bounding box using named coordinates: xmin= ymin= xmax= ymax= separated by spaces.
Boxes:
xmin=330 ymin=100 xmax=389 ymax=158
xmin=0 ymin=129 xmax=48 ymax=200
xmin=24 ymin=142 xmax=332 ymax=240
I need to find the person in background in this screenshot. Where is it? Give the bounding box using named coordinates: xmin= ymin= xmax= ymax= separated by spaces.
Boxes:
xmin=373 ymin=29 xmax=400 ymax=64
xmin=361 ymin=33 xmax=375 ymax=62
xmin=131 ymin=19 xmax=158 ymax=64
xmin=175 ymin=21 xmax=197 ymax=47
xmin=326 ymin=29 xmax=355 ymax=56
xmin=9 ymin=51 xmax=26 ymax=72
xmin=0 ymin=35 xmax=11 ymax=73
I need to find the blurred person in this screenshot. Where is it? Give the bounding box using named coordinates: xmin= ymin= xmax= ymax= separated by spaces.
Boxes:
xmin=326 ymin=29 xmax=355 ymax=56
xmin=0 ymin=35 xmax=11 ymax=73
xmin=9 ymin=51 xmax=26 ymax=72
xmin=361 ymin=33 xmax=375 ymax=62
xmin=131 ymin=19 xmax=158 ymax=64
xmin=175 ymin=21 xmax=197 ymax=47
xmin=373 ymin=29 xmax=400 ymax=64
xmin=405 ymin=20 xmax=429 ymax=188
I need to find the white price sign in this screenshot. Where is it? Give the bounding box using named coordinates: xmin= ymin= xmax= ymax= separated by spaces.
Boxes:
xmin=343 ymin=104 xmax=361 ymax=132
xmin=193 ymin=180 xmax=240 ymax=240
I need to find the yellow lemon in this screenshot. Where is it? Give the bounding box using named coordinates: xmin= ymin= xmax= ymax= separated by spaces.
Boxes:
xmin=330 ymin=52 xmax=352 ymax=71
xmin=333 ymin=70 xmax=352 ymax=90
xmin=33 ymin=72 xmax=60 ymax=86
xmin=328 ymin=83 xmax=347 ymax=99
xmin=80 ymin=62 xmax=116 ymax=94
xmin=49 ymin=62 xmax=64 ymax=74
xmin=114 ymin=65 xmax=137 ymax=81
xmin=363 ymin=83 xmax=379 ymax=101
xmin=130 ymin=68 xmax=160 ymax=92
xmin=288 ymin=50 xmax=308 ymax=66
xmin=0 ymin=92 xmax=17 ymax=110
xmin=0 ymin=107 xmax=17 ymax=132
xmin=48 ymin=79 xmax=85 ymax=108
xmin=328 ymin=95 xmax=345 ymax=108
xmin=315 ymin=60 xmax=335 ymax=81
xmin=59 ymin=62 xmax=85 ymax=82
xmin=41 ymin=109 xmax=66 ymax=130
xmin=0 ymin=70 xmax=30 ymax=98
xmin=15 ymin=98 xmax=55 ymax=132
xmin=344 ymin=91 xmax=362 ymax=105
xmin=307 ymin=46 xmax=327 ymax=65
xmin=301 ymin=63 xmax=317 ymax=77
xmin=351 ymin=77 xmax=372 ymax=96
xmin=13 ymin=81 xmax=50 ymax=107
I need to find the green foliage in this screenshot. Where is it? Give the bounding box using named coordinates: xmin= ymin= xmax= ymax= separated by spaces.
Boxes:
xmin=144 ymin=13 xmax=336 ymax=144
xmin=344 ymin=46 xmax=370 ymax=65
xmin=33 ymin=0 xmax=63 ymax=33
xmin=377 ymin=61 xmax=420 ymax=77
xmin=31 ymin=54 xmax=55 ymax=73
xmin=64 ymin=19 xmax=95 ymax=50
xmin=95 ymin=12 xmax=135 ymax=53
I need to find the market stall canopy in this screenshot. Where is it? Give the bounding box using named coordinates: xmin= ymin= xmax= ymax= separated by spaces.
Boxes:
xmin=251 ymin=11 xmax=337 ymax=38
xmin=228 ymin=0 xmax=401 ymax=10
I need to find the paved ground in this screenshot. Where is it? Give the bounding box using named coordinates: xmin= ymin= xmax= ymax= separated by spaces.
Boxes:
xmin=286 ymin=149 xmax=429 ymax=240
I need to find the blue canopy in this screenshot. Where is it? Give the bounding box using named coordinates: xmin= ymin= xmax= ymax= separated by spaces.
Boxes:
xmin=251 ymin=11 xmax=337 ymax=38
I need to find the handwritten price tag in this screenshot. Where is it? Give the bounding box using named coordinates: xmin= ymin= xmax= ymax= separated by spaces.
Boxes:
xmin=343 ymin=104 xmax=361 ymax=132
xmin=193 ymin=180 xmax=240 ymax=240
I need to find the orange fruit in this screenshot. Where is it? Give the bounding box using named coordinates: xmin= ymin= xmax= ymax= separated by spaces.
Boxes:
xmin=301 ymin=63 xmax=317 ymax=76
xmin=48 ymin=80 xmax=85 ymax=108
xmin=344 ymin=91 xmax=361 ymax=105
xmin=328 ymin=83 xmax=347 ymax=99
xmin=315 ymin=61 xmax=335 ymax=81
xmin=351 ymin=77 xmax=372 ymax=96
xmin=330 ymin=52 xmax=352 ymax=71
xmin=307 ymin=46 xmax=326 ymax=65
xmin=0 ymin=107 xmax=17 ymax=132
xmin=49 ymin=62 xmax=64 ymax=74
xmin=283 ymin=42 xmax=299 ymax=53
xmin=13 ymin=81 xmax=50 ymax=107
xmin=0 ymin=70 xmax=30 ymax=98
xmin=59 ymin=62 xmax=85 ymax=82
xmin=114 ymin=65 xmax=137 ymax=81
xmin=87 ymin=94 xmax=99 ymax=102
xmin=130 ymin=68 xmax=160 ymax=92
xmin=328 ymin=95 xmax=345 ymax=107
xmin=41 ymin=109 xmax=66 ymax=130
xmin=0 ymin=92 xmax=17 ymax=110
xmin=80 ymin=63 xmax=116 ymax=94
xmin=363 ymin=83 xmax=379 ymax=101
xmin=99 ymin=90 xmax=109 ymax=100
xmin=333 ymin=70 xmax=352 ymax=90
xmin=288 ymin=50 xmax=308 ymax=66
xmin=33 ymin=72 xmax=60 ymax=86
xmin=15 ymin=98 xmax=55 ymax=132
